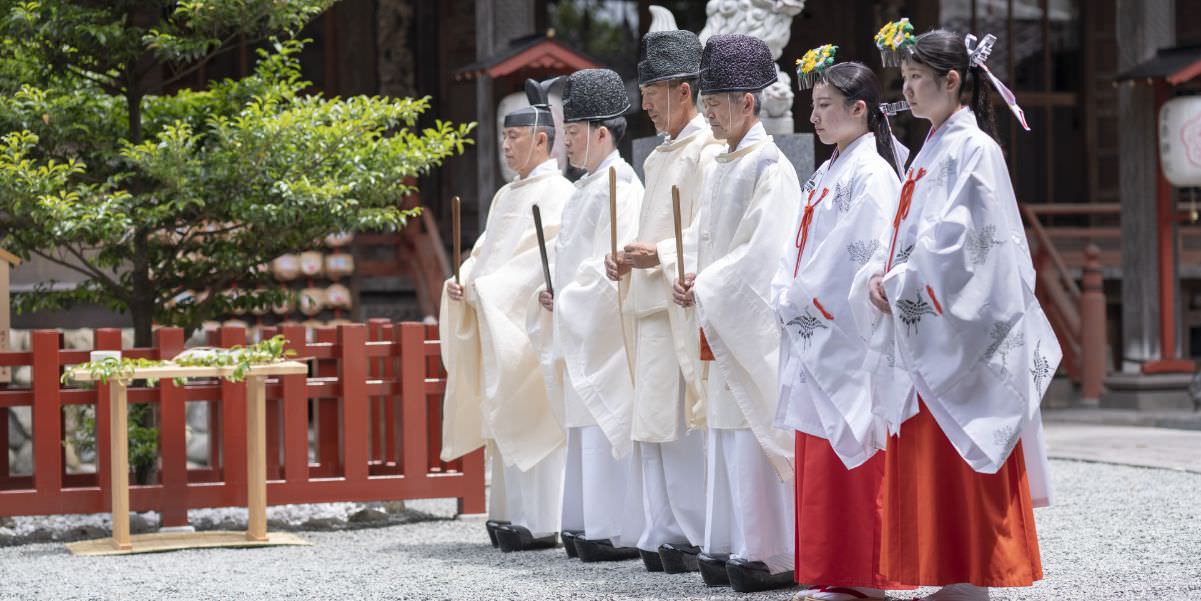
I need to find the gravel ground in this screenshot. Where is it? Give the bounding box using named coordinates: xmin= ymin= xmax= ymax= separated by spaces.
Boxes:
xmin=0 ymin=459 xmax=1199 ymax=600
xmin=0 ymin=501 xmax=422 ymax=546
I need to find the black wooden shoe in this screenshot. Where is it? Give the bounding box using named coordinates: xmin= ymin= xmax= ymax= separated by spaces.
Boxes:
xmin=561 ymin=530 xmax=583 ymax=559
xmin=698 ymin=552 xmax=731 ymax=587
xmin=574 ymin=537 xmax=640 ymax=562
xmin=495 ymin=525 xmax=557 ymax=552
xmin=658 ymin=543 xmax=701 ymax=573
xmin=485 ymin=520 xmax=510 ymax=548
xmin=639 ymin=548 xmax=664 ymax=572
xmin=725 ymin=557 xmax=795 ymax=593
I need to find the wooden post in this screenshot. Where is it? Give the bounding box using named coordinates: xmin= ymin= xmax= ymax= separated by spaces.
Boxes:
xmin=0 ymin=408 xmax=7 ymax=488
xmin=93 ymin=329 xmax=123 ymax=501
xmin=1116 ymin=0 xmax=1175 ymax=372
xmin=155 ymin=328 xmax=189 ymax=527
xmin=110 ymin=379 xmax=132 ymax=550
xmin=339 ymin=324 xmax=369 ymax=482
xmin=0 ymin=249 xmax=20 ymax=385
xmin=1079 ymin=245 xmax=1108 ymax=405
xmin=400 ymin=323 xmax=428 ymax=489
xmin=31 ymin=331 xmax=62 ymax=504
xmin=245 ymin=374 xmax=268 ymax=541
xmin=280 ymin=324 xmax=309 ymax=484
xmin=217 ymin=326 xmax=248 ymax=506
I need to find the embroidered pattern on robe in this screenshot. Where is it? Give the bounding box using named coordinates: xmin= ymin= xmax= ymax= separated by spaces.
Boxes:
xmin=966 ymin=224 xmax=1005 ymax=265
xmin=847 ymin=239 xmax=880 ymax=266
xmin=1030 ymin=340 xmax=1052 ymax=391
xmin=992 ymin=424 xmax=1018 ymax=453
xmin=936 ymin=156 xmax=957 ymax=191
xmin=787 ymin=309 xmax=828 ymax=348
xmin=833 ymin=179 xmax=855 ymax=213
xmin=983 ymin=321 xmax=1025 ymax=367
xmin=896 ymin=289 xmax=937 ymax=335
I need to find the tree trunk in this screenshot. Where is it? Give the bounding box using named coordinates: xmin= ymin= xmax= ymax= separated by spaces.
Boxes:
xmin=127 ymin=91 xmax=143 ymax=145
xmin=131 ymin=232 xmax=154 ymax=347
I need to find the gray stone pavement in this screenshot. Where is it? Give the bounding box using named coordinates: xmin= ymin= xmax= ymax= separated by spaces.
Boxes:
xmin=0 ymin=422 xmax=1199 ymax=600
xmin=1044 ymin=420 xmax=1201 ymax=473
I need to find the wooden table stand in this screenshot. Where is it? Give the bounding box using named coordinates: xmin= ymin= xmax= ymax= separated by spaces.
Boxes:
xmin=66 ymin=361 xmax=310 ymax=556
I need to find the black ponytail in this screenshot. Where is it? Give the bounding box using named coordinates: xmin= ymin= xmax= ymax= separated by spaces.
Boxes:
xmin=819 ymin=62 xmax=901 ymax=176
xmin=906 ymin=29 xmax=997 ymax=141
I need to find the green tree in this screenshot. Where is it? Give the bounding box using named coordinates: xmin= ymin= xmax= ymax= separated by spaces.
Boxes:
xmin=0 ymin=1 xmax=474 ymax=346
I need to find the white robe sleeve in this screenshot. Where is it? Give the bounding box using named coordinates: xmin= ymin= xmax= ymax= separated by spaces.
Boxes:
xmin=439 ymin=253 xmax=485 ymax=463
xmin=656 ymin=210 xmax=707 ymax=428
xmin=441 ymin=181 xmax=572 ymax=471
xmin=776 ymin=166 xmax=899 ymax=467
xmin=471 ymin=217 xmax=566 ymax=470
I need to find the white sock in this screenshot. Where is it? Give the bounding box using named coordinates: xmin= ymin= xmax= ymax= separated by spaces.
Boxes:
xmin=810 ymin=586 xmax=884 ymax=600
xmin=921 ymin=583 xmax=990 ymax=601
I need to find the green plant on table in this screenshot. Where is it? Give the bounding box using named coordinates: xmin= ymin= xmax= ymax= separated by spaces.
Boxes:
xmin=61 ymin=335 xmax=297 ymax=386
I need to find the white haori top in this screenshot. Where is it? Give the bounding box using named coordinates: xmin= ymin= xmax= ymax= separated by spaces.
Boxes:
xmin=440 ymin=158 xmax=574 ymax=471
xmin=869 ymin=107 xmax=1059 ymax=506
xmin=772 ymin=133 xmax=902 ymax=469
xmin=658 ymin=121 xmax=801 ymax=480
xmin=622 ymin=114 xmax=722 ymax=442
xmin=528 ymin=150 xmax=644 ymax=458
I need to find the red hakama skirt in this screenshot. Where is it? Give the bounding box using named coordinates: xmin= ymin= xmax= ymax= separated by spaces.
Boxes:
xmin=793 ymin=432 xmax=911 ymax=589
xmin=879 ymin=401 xmax=1043 ymax=587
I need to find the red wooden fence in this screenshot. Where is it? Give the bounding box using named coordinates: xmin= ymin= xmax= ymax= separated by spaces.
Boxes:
xmin=0 ymin=320 xmax=484 ymax=526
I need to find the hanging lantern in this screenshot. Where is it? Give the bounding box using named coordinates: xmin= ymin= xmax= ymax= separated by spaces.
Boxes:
xmin=325 ymin=283 xmax=353 ymax=309
xmin=299 ymin=251 xmax=325 ymax=278
xmin=1160 ymin=96 xmax=1201 ymax=187
xmin=298 ymin=287 xmax=326 ymax=316
xmin=325 ymin=253 xmax=355 ymax=280
xmin=272 ymin=255 xmax=300 ymax=281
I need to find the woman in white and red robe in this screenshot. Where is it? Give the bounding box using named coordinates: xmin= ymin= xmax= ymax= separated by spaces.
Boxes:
xmin=863 ymin=29 xmax=1058 ymax=601
xmin=772 ymin=55 xmax=911 ymax=601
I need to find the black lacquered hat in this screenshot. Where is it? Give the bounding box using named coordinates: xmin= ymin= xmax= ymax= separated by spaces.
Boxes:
xmin=503 ymin=77 xmax=557 ymax=127
xmin=638 ymin=30 xmax=703 ymax=86
xmin=698 ymin=33 xmax=778 ymax=94
xmin=562 ymin=68 xmax=632 ymax=122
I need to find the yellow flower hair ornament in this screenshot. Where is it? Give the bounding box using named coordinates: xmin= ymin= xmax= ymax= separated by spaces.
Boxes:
xmin=875 ymin=18 xmax=915 ymax=67
xmin=795 ymin=44 xmax=839 ymax=91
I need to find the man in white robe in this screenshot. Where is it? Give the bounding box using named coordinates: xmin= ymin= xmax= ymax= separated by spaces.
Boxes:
xmin=663 ymin=34 xmax=799 ymax=592
xmin=605 ymin=29 xmax=722 ymax=575
xmin=439 ymin=80 xmax=575 ymax=551
xmin=527 ymin=68 xmax=645 ymax=562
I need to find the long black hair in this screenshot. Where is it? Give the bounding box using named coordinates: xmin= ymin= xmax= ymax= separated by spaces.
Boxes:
xmin=905 ymin=29 xmax=997 ymax=140
xmin=818 ymin=61 xmax=901 ymax=176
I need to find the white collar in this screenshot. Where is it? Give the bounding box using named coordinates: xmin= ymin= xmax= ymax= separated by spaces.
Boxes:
xmin=668 ymin=114 xmax=707 ymax=143
xmin=733 ymin=121 xmax=767 ymax=152
xmin=517 ymin=158 xmax=559 ymax=181
xmin=587 ymin=149 xmax=621 ymax=176
xmin=836 ymin=132 xmax=875 ymax=162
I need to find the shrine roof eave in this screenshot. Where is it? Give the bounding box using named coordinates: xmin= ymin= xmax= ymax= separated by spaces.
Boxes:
xmin=1116 ymin=45 xmax=1201 ymax=86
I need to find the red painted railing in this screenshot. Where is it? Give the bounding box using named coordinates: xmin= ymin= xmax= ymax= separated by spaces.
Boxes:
xmin=0 ymin=320 xmax=484 ymax=526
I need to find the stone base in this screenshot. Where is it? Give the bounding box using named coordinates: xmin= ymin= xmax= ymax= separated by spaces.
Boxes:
xmin=1101 ymin=372 xmax=1196 ymax=410
xmin=773 ymin=132 xmax=816 ymax=182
